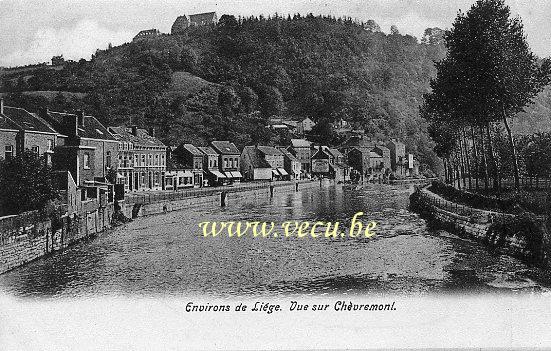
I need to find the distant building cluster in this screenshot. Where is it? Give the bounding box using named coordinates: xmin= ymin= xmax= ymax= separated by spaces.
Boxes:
xmin=0 ymin=99 xmax=418 ymax=215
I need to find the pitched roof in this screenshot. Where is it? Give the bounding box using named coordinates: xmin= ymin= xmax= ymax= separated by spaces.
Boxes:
xmin=242 ymin=146 xmax=271 ymax=168
xmin=325 ymin=147 xmax=343 ymax=158
xmin=312 ymin=147 xmax=330 ymax=159
xmin=257 ymin=145 xmax=283 ymax=156
xmin=291 ymin=139 xmax=311 ymax=148
xmin=189 ymin=12 xmax=217 ymax=24
xmin=182 ymin=143 xmax=203 ymax=156
xmin=279 ymin=148 xmax=298 ymax=162
xmin=210 ymin=141 xmax=240 ymax=155
xmin=46 ymin=111 xmax=116 ymax=141
xmin=108 ymin=126 xmax=164 ymax=146
xmin=197 ymin=146 xmax=217 ymax=156
xmin=2 ymin=106 xmax=57 ymax=133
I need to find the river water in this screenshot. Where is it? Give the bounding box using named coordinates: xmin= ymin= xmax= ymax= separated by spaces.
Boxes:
xmin=0 ymin=184 xmax=546 ymax=298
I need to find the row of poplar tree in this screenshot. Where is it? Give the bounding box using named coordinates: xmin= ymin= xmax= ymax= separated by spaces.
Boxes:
xmin=421 ymin=0 xmax=551 ymax=191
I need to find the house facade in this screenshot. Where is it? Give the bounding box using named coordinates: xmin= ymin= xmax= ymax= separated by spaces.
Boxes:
xmin=278 ymin=148 xmax=301 ymax=180
xmin=240 ymin=146 xmax=272 ymax=181
xmin=176 ymin=143 xmax=204 ymax=187
xmin=386 ymin=139 xmax=406 ymax=176
xmin=257 ymin=146 xmax=287 ymax=180
xmin=210 ymin=140 xmax=242 ymax=182
xmin=297 ymin=117 xmax=315 ymax=134
xmin=0 ymin=100 xmax=58 ymax=164
xmin=288 ymin=138 xmax=312 ymax=175
xmin=41 ymin=110 xmax=118 ymax=188
xmin=198 ymin=146 xmax=224 ymax=186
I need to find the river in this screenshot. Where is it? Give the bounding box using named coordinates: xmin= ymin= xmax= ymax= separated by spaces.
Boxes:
xmin=0 ymin=183 xmax=546 ymax=298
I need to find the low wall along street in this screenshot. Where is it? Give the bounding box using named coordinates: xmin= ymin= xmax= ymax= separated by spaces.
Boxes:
xmin=410 ymin=185 xmax=551 ymax=268
xmin=122 ymin=180 xmax=321 ymax=219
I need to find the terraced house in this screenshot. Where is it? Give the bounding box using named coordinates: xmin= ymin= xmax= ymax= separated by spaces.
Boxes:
xmin=108 ymin=126 xmax=167 ymax=192
xmin=40 ymin=109 xmax=118 ymax=189
xmin=0 ymin=99 xmax=59 ymax=164
xmin=210 ymin=141 xmax=242 ymax=183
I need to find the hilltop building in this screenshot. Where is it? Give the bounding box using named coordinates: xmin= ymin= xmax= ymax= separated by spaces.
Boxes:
xmin=133 ymin=29 xmax=161 ymax=41
xmin=189 ymin=12 xmax=218 ymax=26
xmin=171 ymin=12 xmax=218 ymax=34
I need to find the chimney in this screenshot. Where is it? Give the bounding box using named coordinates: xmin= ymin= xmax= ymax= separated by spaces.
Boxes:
xmin=131 ymin=126 xmax=138 ymax=136
xmin=65 ymin=114 xmax=78 ymax=137
xmin=76 ymin=110 xmax=84 ymax=127
xmin=148 ymin=127 xmax=155 ymax=137
xmin=0 ymin=98 xmax=4 ymax=115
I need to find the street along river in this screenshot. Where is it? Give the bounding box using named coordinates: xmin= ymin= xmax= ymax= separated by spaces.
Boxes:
xmin=0 ymin=183 xmax=548 ymax=298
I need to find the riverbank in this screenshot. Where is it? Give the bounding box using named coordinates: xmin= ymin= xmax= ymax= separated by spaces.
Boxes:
xmin=0 ymin=203 xmax=115 ymax=274
xmin=410 ymin=184 xmax=551 ymax=268
xmin=0 ymin=180 xmax=324 ymax=275
xmin=121 ymin=179 xmax=325 ymax=219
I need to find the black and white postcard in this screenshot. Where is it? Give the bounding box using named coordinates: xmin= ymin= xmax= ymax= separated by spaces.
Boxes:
xmin=1 ymin=0 xmax=551 ymax=349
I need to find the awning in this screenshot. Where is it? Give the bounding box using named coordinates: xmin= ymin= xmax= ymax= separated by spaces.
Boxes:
xmin=227 ymin=171 xmax=242 ymax=178
xmin=277 ymin=168 xmax=289 ymax=176
xmin=272 ymin=169 xmax=280 ymax=176
xmin=116 ymin=173 xmax=125 ymax=179
xmin=209 ymin=170 xmax=226 ymax=179
xmin=224 ymin=171 xmax=234 ymax=178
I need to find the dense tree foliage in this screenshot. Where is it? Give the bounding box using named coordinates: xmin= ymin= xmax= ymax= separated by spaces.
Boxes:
xmin=0 ymin=151 xmax=58 ymax=216
xmin=423 ymin=0 xmax=551 ymax=190
xmin=1 ymin=14 xmax=447 ymax=170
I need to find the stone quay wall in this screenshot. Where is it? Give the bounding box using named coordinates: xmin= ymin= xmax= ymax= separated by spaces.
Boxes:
xmin=0 ymin=202 xmax=115 ymax=274
xmin=122 ymin=180 xmax=322 ymax=218
xmin=410 ymin=186 xmax=551 ymax=267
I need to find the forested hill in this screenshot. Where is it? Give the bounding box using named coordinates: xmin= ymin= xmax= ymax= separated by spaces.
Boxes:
xmin=1 ymin=14 xmax=450 ymax=170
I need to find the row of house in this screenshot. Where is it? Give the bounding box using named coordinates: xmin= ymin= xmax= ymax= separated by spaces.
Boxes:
xmin=0 ymin=100 xmax=418 ymax=205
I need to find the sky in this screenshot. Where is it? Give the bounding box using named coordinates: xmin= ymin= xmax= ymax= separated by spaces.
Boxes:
xmin=0 ymin=0 xmax=550 ymax=67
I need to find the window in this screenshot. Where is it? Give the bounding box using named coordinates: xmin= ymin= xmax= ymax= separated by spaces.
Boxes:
xmin=155 ymin=154 xmax=159 ymax=166
xmin=141 ymin=154 xmax=146 ymax=167
xmin=224 ymin=157 xmax=228 ymax=168
xmin=106 ymin=151 xmax=111 ymax=168
xmin=47 ymin=140 xmax=54 ymax=151
xmin=31 ymin=146 xmax=39 ymax=154
xmin=83 ymin=153 xmax=90 ymax=169
xmin=4 ymin=145 xmax=13 ymax=159
xmin=234 ymin=158 xmax=238 ymax=168
xmin=134 ymin=154 xmax=138 ymax=167
xmin=161 ymin=154 xmax=165 ymax=166
xmin=148 ymin=154 xmax=152 ymax=166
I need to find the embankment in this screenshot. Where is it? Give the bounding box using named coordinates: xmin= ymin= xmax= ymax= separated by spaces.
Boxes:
xmin=410 ymin=185 xmax=551 ymax=268
xmin=0 ymin=201 xmax=114 ymax=274
xmin=122 ymin=180 xmax=321 ymax=218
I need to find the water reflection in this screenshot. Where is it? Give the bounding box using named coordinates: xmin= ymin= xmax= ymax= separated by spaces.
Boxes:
xmin=0 ymin=184 xmax=547 ymax=298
